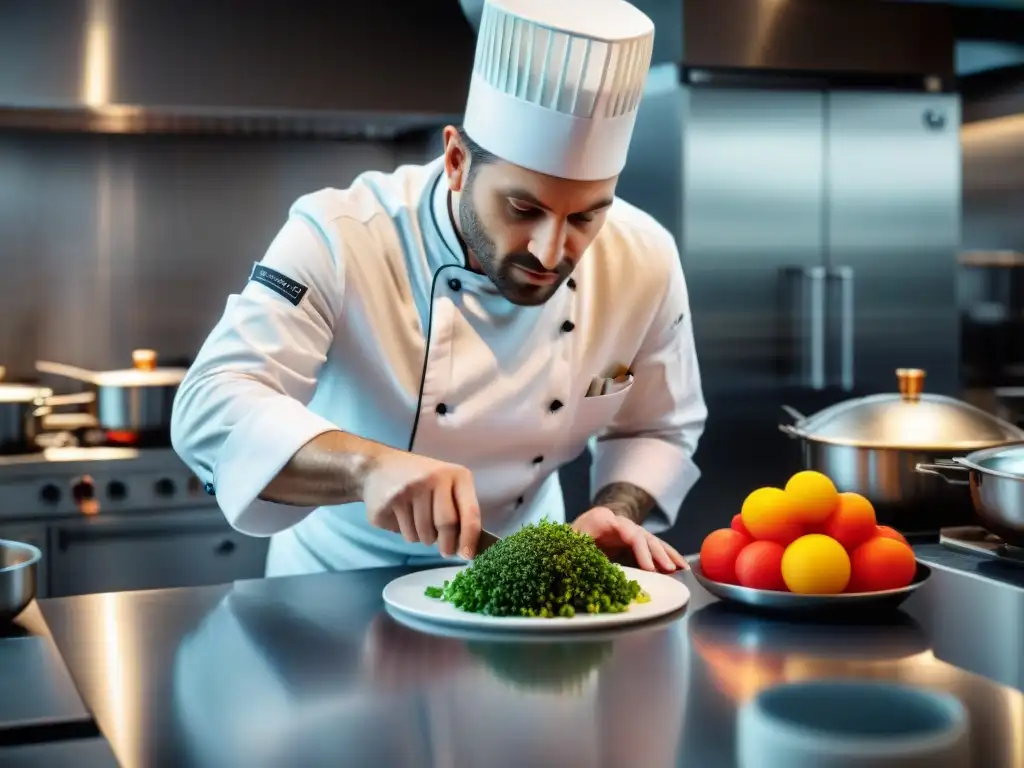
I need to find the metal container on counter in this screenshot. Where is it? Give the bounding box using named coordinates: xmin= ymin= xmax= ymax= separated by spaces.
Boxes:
xmin=0 ymin=539 xmax=41 ymax=621
xmin=917 ymin=443 xmax=1024 ymax=547
xmin=36 ymin=349 xmax=187 ymax=440
xmin=0 ymin=383 xmax=52 ymax=453
xmin=779 ymin=368 xmax=1024 ymax=533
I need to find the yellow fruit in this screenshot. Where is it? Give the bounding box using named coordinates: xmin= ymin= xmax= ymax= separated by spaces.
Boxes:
xmin=740 ymin=487 xmax=803 ymax=545
xmin=785 ymin=470 xmax=840 ymax=525
xmin=781 ymin=534 xmax=851 ymax=594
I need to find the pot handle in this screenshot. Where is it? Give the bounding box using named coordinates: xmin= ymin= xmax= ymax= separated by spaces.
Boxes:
xmin=36 ymin=360 xmax=100 ymax=385
xmin=781 ymin=404 xmax=807 ymax=422
xmin=42 ymin=392 xmax=96 ymax=407
xmin=915 ymin=460 xmax=970 ymax=486
xmin=778 ymin=404 xmax=807 ymax=438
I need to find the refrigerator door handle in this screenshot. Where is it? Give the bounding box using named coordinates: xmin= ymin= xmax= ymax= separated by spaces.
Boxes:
xmin=827 ymin=266 xmax=855 ymax=391
xmin=781 ymin=266 xmax=827 ymax=390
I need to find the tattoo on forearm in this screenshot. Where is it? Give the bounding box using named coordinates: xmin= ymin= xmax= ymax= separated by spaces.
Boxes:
xmin=259 ymin=430 xmax=383 ymax=508
xmin=593 ymin=482 xmax=658 ymax=525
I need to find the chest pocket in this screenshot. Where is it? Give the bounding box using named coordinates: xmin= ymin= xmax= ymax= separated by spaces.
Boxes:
xmin=570 ymin=376 xmax=634 ymax=442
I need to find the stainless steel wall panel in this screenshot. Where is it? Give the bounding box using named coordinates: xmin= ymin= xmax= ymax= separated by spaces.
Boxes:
xmin=0 ymin=134 xmax=403 ymax=377
xmin=962 ymin=114 xmax=1024 ymax=251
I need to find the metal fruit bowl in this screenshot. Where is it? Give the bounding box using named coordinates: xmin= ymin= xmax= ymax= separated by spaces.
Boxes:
xmin=0 ymin=539 xmax=41 ymax=622
xmin=691 ymin=560 xmax=931 ymax=619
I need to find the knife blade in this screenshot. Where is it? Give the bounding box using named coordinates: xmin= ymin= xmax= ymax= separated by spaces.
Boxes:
xmin=474 ymin=528 xmax=501 ymax=557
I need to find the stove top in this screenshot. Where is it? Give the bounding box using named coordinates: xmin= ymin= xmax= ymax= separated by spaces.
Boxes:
xmin=0 ymin=445 xmax=152 ymax=468
xmin=0 ymin=442 xmax=201 ymax=518
xmin=914 ymin=526 xmax=1024 ymax=592
xmin=940 ymin=526 xmax=1024 ymax=566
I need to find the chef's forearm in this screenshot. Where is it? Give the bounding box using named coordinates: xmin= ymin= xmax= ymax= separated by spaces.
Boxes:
xmin=592 ymin=482 xmax=659 ymax=525
xmin=258 ymin=430 xmax=393 ymax=507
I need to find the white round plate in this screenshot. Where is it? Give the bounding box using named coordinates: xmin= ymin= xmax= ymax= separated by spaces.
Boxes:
xmin=382 ymin=565 xmax=690 ymax=632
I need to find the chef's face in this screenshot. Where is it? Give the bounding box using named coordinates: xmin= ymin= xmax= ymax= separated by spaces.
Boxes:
xmin=444 ymin=127 xmax=617 ymax=306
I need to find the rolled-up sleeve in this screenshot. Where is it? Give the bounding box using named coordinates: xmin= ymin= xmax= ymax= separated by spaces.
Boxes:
xmin=171 ymin=205 xmax=345 ymax=536
xmin=590 ymin=233 xmax=708 ymax=534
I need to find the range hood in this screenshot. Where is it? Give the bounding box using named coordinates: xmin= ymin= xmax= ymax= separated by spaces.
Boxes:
xmin=460 ymin=0 xmax=955 ymax=89
xmin=0 ymin=0 xmax=477 ymax=139
xmin=679 ymin=0 xmax=955 ymax=86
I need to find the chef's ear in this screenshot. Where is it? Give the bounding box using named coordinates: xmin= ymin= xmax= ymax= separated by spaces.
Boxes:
xmin=442 ymin=125 xmax=468 ymax=193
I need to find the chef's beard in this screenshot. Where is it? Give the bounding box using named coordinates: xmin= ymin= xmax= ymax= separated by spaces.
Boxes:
xmin=457 ymin=190 xmax=572 ymax=307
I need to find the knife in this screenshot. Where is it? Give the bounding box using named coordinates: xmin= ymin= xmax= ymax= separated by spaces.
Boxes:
xmin=474 ymin=528 xmax=501 ymax=557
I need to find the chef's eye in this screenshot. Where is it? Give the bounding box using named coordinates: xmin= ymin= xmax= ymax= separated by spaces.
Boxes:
xmin=507 ymin=201 xmax=540 ymax=220
xmin=569 ymin=212 xmax=595 ymax=225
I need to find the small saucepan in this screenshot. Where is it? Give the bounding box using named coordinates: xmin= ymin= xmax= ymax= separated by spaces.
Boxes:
xmin=0 ymin=383 xmax=52 ymax=453
xmin=0 ymin=383 xmax=93 ymax=453
xmin=916 ymin=442 xmax=1024 ymax=548
xmin=36 ymin=349 xmax=187 ymax=442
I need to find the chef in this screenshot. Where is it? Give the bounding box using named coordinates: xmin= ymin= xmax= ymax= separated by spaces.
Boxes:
xmin=170 ymin=0 xmax=707 ymax=577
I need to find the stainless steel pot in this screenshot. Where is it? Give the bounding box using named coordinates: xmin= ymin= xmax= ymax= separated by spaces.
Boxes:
xmin=916 ymin=443 xmax=1024 ymax=547
xmin=0 ymin=538 xmax=41 ymax=621
xmin=779 ymin=368 xmax=1024 ymax=533
xmin=36 ymin=349 xmax=186 ymax=437
xmin=0 ymin=384 xmax=52 ymax=452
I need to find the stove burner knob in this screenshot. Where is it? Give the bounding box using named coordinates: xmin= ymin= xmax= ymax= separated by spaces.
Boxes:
xmin=72 ymin=477 xmax=95 ymax=503
xmin=40 ymin=484 xmax=61 ymax=505
xmin=154 ymin=478 xmax=176 ymax=498
xmin=107 ymin=481 xmax=128 ymax=501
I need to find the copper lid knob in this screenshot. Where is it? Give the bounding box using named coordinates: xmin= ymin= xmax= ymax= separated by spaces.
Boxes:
xmin=896 ymin=368 xmax=926 ymax=402
xmin=132 ymin=349 xmax=157 ymax=372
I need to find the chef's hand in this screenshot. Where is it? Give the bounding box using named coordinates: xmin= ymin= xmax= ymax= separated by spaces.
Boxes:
xmin=572 ymin=507 xmax=687 ymax=573
xmin=362 ymin=449 xmax=482 ymax=559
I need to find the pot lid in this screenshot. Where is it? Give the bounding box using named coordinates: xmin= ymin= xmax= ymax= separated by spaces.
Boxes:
xmin=788 ymin=369 xmax=1024 ymax=450
xmin=37 ymin=350 xmax=186 ymax=388
xmin=91 ymin=367 xmax=186 ymax=387
xmin=0 ymin=384 xmax=52 ymax=403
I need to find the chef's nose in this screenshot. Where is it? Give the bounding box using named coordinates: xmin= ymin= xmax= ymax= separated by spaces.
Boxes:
xmin=530 ymin=220 xmax=566 ymax=270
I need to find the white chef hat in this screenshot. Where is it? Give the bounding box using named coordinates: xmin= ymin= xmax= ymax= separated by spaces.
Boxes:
xmin=462 ymin=0 xmax=655 ymax=182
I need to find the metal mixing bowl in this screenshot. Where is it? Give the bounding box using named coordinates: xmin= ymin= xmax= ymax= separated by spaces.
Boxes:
xmin=0 ymin=539 xmax=41 ymax=622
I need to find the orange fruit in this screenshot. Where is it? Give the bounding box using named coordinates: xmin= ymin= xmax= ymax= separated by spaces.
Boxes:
xmin=731 ymin=513 xmax=752 ymax=538
xmin=822 ymin=492 xmax=877 ymax=552
xmin=740 ymin=487 xmax=804 ymax=546
xmin=781 ymin=534 xmax=851 ymax=594
xmin=847 ymin=537 xmax=917 ymax=593
xmin=700 ymin=528 xmax=752 ymax=584
xmin=875 ymin=525 xmax=909 ymax=547
xmin=784 ymin=470 xmax=840 ymax=525
xmin=735 ymin=541 xmax=787 ymax=591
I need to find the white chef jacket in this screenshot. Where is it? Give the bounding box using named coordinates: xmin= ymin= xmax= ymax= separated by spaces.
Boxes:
xmin=171 ymin=155 xmax=707 ymax=575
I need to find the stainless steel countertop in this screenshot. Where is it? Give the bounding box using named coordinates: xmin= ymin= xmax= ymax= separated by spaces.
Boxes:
xmin=29 ymin=548 xmax=1024 ymax=768
xmin=0 ymin=601 xmax=100 ymax=748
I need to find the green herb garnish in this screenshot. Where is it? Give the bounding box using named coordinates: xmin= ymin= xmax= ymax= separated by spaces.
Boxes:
xmin=423 ymin=518 xmax=649 ymax=617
